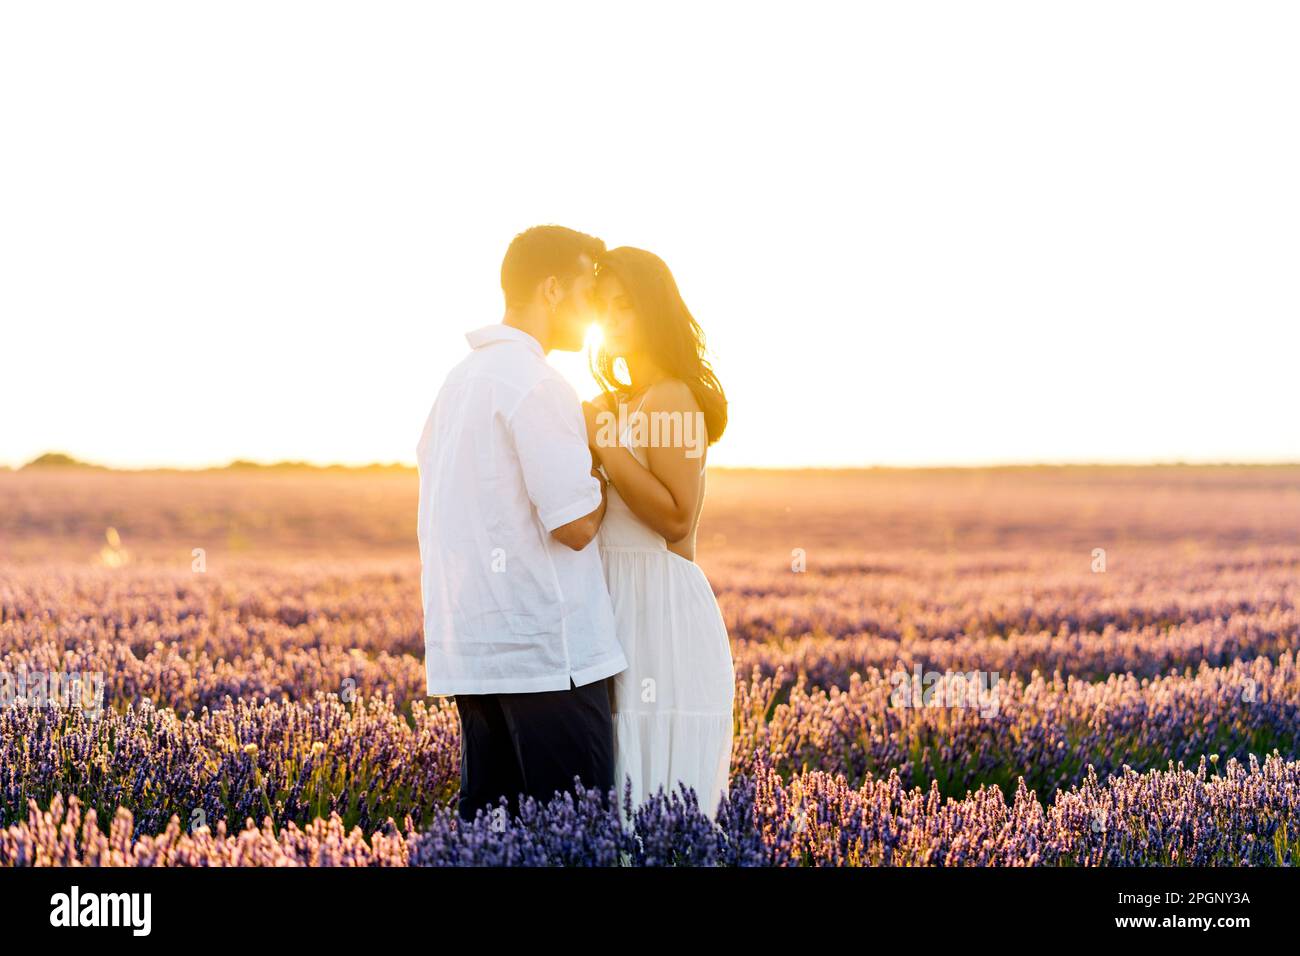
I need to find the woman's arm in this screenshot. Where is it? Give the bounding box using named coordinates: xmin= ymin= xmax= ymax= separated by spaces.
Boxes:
xmin=583 ymin=380 xmax=703 ymax=543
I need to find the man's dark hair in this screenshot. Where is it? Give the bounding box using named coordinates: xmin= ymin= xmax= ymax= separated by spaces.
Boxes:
xmin=500 ymin=225 xmax=605 ymax=307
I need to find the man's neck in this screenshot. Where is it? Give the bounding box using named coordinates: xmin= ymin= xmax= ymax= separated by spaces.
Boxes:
xmin=502 ymin=307 xmax=551 ymax=353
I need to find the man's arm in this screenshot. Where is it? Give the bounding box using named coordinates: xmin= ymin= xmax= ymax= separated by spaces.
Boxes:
xmin=510 ymin=378 xmax=608 ymax=552
xmin=550 ymin=461 xmax=608 ymax=550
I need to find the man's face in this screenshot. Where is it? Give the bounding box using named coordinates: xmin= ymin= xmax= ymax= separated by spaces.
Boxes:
xmin=550 ymin=254 xmax=597 ymax=351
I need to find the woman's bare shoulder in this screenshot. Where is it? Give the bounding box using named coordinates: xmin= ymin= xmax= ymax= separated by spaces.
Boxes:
xmin=643 ymin=378 xmax=700 ymax=413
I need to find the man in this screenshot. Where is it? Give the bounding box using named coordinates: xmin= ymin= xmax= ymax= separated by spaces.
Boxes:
xmin=416 ymin=225 xmax=628 ymax=823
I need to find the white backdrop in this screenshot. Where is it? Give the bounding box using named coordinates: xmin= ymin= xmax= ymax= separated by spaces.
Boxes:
xmin=3 ymin=1 xmax=1297 ymax=468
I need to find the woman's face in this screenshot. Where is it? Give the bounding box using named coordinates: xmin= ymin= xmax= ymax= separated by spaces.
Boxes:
xmin=595 ymin=273 xmax=638 ymax=356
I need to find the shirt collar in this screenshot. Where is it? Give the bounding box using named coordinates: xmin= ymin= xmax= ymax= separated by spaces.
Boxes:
xmin=465 ymin=324 xmax=545 ymax=357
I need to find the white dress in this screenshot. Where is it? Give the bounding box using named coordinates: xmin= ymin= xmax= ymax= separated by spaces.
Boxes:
xmin=598 ymin=404 xmax=736 ymax=821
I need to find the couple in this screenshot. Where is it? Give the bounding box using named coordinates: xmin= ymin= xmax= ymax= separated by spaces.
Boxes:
xmin=416 ymin=225 xmax=735 ymax=826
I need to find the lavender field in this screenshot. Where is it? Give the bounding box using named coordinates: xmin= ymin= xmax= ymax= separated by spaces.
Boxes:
xmin=1 ymin=465 xmax=1298 ymax=866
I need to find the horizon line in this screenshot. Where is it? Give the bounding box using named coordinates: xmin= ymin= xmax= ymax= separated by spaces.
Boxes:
xmin=6 ymin=451 xmax=1300 ymax=474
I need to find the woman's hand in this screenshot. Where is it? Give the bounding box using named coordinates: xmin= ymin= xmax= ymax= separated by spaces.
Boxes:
xmin=587 ymin=380 xmax=703 ymax=544
xmin=581 ymin=400 xmax=603 ymax=451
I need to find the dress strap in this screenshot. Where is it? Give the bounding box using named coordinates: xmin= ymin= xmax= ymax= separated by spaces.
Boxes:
xmin=618 ymin=390 xmax=651 ymax=453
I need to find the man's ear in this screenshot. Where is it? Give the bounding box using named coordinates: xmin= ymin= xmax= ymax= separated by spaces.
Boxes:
xmin=541 ymin=275 xmax=562 ymax=311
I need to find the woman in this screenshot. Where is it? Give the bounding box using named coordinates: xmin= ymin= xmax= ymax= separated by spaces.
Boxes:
xmin=582 ymin=246 xmax=735 ymax=821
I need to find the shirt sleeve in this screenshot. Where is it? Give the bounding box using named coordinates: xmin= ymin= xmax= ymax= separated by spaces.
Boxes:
xmin=508 ymin=376 xmax=603 ymax=533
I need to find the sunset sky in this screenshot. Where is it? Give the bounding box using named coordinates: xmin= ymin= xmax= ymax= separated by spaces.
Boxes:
xmin=3 ymin=2 xmax=1298 ymax=469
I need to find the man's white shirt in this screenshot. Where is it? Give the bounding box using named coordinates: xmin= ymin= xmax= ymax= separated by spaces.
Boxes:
xmin=416 ymin=324 xmax=628 ymax=695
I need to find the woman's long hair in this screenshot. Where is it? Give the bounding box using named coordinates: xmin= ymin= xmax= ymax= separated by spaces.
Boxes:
xmin=591 ymin=246 xmax=727 ymax=444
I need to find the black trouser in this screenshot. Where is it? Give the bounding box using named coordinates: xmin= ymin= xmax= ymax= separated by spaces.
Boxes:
xmin=453 ymin=678 xmax=615 ymax=823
